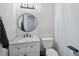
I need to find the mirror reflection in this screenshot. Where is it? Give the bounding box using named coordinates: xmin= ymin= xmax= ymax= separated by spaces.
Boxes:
xmin=17 ymin=13 xmax=37 ymax=32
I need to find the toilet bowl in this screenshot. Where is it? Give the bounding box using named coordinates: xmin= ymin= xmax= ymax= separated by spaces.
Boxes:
xmin=41 ymin=37 xmax=58 ymax=56
xmin=46 ymin=49 xmax=58 ymax=56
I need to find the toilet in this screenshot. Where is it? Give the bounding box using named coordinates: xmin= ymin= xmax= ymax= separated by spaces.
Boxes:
xmin=41 ymin=38 xmax=58 ymax=56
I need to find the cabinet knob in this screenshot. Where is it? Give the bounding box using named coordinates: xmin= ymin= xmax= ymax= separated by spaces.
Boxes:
xmin=31 ymin=46 xmax=33 ymax=48
xmin=17 ymin=48 xmax=20 ymax=50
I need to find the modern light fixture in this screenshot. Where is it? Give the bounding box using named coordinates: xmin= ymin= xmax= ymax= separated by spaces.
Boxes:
xmin=20 ymin=3 xmax=35 ymax=9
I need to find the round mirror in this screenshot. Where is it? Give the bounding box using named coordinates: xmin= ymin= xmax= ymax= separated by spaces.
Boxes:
xmin=17 ymin=13 xmax=37 ymax=32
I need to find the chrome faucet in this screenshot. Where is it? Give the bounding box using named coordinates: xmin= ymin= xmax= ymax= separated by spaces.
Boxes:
xmin=24 ymin=33 xmax=31 ymax=37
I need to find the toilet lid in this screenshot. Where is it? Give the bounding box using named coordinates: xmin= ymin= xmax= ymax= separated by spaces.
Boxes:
xmin=46 ymin=49 xmax=58 ymax=56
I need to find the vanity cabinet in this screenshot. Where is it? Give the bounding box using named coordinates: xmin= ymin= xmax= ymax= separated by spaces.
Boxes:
xmin=9 ymin=38 xmax=40 ymax=56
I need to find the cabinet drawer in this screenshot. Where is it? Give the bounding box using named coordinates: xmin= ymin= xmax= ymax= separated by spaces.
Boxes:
xmin=9 ymin=47 xmax=26 ymax=56
xmin=10 ymin=42 xmax=40 ymax=48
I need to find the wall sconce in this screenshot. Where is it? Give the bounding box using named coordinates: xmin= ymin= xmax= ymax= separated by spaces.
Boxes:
xmin=20 ymin=3 xmax=35 ymax=9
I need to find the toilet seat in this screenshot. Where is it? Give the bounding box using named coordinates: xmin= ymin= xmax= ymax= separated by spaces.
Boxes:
xmin=46 ymin=49 xmax=58 ymax=56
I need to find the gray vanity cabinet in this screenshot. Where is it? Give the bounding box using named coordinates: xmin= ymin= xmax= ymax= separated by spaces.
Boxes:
xmin=9 ymin=41 xmax=40 ymax=56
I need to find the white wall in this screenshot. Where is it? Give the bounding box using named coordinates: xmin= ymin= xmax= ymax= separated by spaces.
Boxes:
xmin=55 ymin=3 xmax=79 ymax=56
xmin=0 ymin=3 xmax=16 ymax=42
xmin=0 ymin=3 xmax=54 ymax=42
xmin=16 ymin=3 xmax=54 ymax=38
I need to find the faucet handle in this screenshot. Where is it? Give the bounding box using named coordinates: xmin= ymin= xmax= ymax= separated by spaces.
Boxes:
xmin=26 ymin=33 xmax=28 ymax=37
xmin=24 ymin=35 xmax=25 ymax=37
xmin=29 ymin=34 xmax=31 ymax=37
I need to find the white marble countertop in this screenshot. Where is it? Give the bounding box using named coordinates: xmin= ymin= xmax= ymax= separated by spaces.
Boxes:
xmin=10 ymin=36 xmax=40 ymax=44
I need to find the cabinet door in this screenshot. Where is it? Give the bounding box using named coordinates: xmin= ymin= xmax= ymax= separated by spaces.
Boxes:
xmin=9 ymin=45 xmax=26 ymax=56
xmin=25 ymin=42 xmax=40 ymax=56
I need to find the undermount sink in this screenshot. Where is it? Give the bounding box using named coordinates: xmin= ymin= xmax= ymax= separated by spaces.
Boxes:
xmin=10 ymin=36 xmax=40 ymax=44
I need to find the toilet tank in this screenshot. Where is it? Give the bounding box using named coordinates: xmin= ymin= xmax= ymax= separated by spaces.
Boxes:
xmin=41 ymin=37 xmax=54 ymax=49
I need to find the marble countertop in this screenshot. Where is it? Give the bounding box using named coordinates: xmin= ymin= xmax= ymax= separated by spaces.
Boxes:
xmin=10 ymin=36 xmax=40 ymax=44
